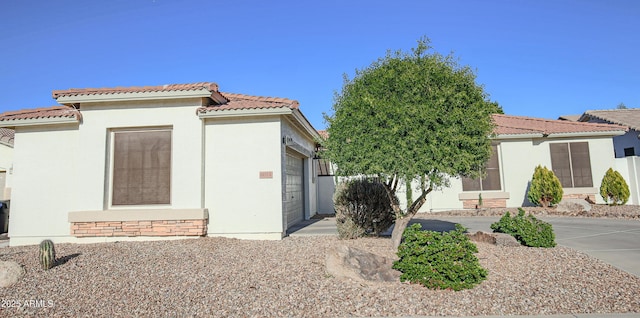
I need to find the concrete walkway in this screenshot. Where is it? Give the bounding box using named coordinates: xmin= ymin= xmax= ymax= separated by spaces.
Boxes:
xmin=287 ymin=216 xmax=338 ymax=236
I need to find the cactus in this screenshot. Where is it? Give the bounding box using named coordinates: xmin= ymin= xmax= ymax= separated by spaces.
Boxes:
xmin=39 ymin=239 xmax=56 ymax=270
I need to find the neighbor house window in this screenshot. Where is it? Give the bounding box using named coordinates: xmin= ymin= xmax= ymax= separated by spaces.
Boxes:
xmin=462 ymin=145 xmax=501 ymax=191
xmin=624 ymin=147 xmax=635 ymax=157
xmin=550 ymin=142 xmax=592 ymax=188
xmin=112 ymin=129 xmax=172 ymax=205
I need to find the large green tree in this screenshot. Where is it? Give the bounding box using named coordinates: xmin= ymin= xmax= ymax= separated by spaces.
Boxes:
xmin=324 ymin=37 xmax=501 ymax=248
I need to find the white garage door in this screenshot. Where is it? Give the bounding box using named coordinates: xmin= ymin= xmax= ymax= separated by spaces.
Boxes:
xmin=285 ymin=153 xmax=304 ymax=228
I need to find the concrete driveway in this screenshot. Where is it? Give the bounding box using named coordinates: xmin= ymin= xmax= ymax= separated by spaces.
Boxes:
xmin=412 ymin=216 xmax=640 ymax=277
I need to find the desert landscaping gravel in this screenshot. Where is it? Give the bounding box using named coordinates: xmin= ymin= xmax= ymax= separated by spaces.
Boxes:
xmin=1 ymin=206 xmax=639 ymax=317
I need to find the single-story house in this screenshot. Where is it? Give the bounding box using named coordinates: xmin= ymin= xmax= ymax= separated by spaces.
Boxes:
xmin=0 ymin=82 xmax=321 ymax=246
xmin=0 ymin=128 xmax=13 ymax=201
xmin=390 ymin=114 xmax=628 ymax=211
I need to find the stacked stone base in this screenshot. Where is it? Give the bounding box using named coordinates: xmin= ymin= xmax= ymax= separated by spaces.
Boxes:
xmin=71 ymin=219 xmax=207 ymax=237
xmin=462 ymin=198 xmax=507 ymax=209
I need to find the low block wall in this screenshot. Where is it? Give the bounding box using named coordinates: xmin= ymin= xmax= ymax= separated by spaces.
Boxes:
xmin=562 ymin=193 xmax=596 ymax=202
xmin=71 ymin=219 xmax=207 ymax=237
xmin=68 ymin=209 xmax=208 ymax=238
xmin=461 ymin=198 xmax=507 ymax=209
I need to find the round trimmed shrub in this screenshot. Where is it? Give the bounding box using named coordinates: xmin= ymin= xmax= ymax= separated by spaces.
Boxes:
xmin=527 ymin=165 xmax=563 ymax=207
xmin=600 ymin=168 xmax=630 ymax=206
xmin=333 ymin=178 xmax=396 ymax=239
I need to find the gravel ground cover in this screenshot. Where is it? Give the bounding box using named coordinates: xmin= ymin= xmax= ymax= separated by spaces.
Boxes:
xmin=1 ymin=228 xmax=640 ymax=317
xmin=1 ymin=205 xmax=640 ymax=317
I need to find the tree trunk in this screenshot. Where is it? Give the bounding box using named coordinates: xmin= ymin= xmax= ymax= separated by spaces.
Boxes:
xmin=391 ymin=215 xmax=413 ymax=249
xmin=390 ymin=187 xmax=432 ymax=249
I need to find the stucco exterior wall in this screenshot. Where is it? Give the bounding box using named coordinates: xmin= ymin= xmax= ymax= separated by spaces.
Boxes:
xmin=612 ymin=130 xmax=640 ymax=158
xmin=491 ymin=136 xmax=615 ymax=207
xmin=9 ymin=125 xmax=79 ymax=245
xmin=394 ymin=135 xmax=619 ymax=213
xmin=9 ymin=98 xmax=206 ymax=246
xmin=76 ymin=98 xmax=204 ymax=211
xmin=204 ymin=116 xmax=284 ymax=239
xmin=615 ymin=156 xmax=640 ymax=205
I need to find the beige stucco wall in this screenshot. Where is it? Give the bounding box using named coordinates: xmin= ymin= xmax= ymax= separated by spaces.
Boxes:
xmin=75 ymin=98 xmax=204 ymax=211
xmin=9 ymin=124 xmax=79 ymax=245
xmin=395 ymin=135 xmax=619 ymax=213
xmin=9 ymin=98 xmax=207 ymax=246
xmin=204 ymin=116 xmax=284 ymax=239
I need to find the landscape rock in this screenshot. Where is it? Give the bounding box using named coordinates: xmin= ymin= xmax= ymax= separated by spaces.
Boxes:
xmin=493 ymin=233 xmax=523 ymax=247
xmin=556 ymin=198 xmax=592 ymax=213
xmin=466 ymin=231 xmax=496 ymax=244
xmin=326 ymin=245 xmax=400 ymax=282
xmin=467 ymin=231 xmax=521 ymax=247
xmin=0 ymin=260 xmax=24 ymax=287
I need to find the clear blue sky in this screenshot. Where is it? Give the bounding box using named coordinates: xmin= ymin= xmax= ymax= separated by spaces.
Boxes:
xmin=1 ymin=0 xmax=638 ymax=129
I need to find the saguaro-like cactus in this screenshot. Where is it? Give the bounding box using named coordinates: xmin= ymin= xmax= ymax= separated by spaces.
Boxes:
xmin=39 ymin=239 xmax=56 ymax=270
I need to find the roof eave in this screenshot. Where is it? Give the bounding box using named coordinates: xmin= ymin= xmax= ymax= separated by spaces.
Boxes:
xmin=56 ymin=89 xmax=214 ymax=104
xmin=492 ymin=133 xmax=544 ymax=140
xmin=546 ymin=130 xmax=626 ymax=138
xmin=198 ymin=107 xmax=293 ymax=119
xmin=493 ymin=130 xmax=625 ymax=140
xmin=291 ymin=109 xmax=321 ymax=141
xmin=0 ymin=117 xmax=80 ymax=128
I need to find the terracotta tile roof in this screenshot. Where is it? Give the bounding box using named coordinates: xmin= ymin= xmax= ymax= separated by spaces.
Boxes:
xmin=197 ymin=92 xmax=299 ymax=113
xmin=580 ymin=109 xmax=640 ymax=131
xmin=317 ymin=130 xmax=328 ymax=140
xmin=493 ymin=114 xmax=626 ymax=136
xmin=0 ymin=106 xmax=81 ymax=122
xmin=52 ymin=82 xmax=220 ymax=99
xmin=0 ymin=128 xmax=14 ymax=146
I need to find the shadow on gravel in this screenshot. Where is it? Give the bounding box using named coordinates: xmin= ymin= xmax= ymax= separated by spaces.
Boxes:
xmin=55 ymin=253 xmax=81 ymax=268
xmin=408 ymin=219 xmax=459 ymax=233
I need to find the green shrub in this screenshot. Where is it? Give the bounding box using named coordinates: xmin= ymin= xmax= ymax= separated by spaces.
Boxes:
xmin=333 ymin=178 xmax=396 ymax=239
xmin=490 ymin=208 xmax=556 ymax=247
xmin=600 ymin=168 xmax=630 ymax=206
xmin=392 ymin=223 xmax=488 ymax=291
xmin=527 ymin=165 xmax=563 ymax=207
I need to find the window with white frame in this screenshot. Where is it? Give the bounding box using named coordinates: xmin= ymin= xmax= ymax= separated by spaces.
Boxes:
xmin=111 ymin=129 xmax=172 ymax=206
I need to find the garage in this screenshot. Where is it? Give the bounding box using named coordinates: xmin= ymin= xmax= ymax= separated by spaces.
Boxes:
xmin=284 ymin=153 xmax=304 ymax=228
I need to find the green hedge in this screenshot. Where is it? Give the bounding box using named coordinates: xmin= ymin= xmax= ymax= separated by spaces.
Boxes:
xmin=490 ymin=208 xmax=556 ymax=248
xmin=392 ymin=223 xmax=487 ymax=291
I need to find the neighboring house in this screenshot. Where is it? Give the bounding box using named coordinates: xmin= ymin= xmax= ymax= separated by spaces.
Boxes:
xmin=0 ymin=82 xmax=320 ymax=246
xmin=0 ymin=128 xmax=13 ymax=201
xmin=577 ymin=109 xmax=640 ymax=158
xmin=393 ymin=114 xmax=627 ymax=211
xmin=575 ymin=109 xmax=640 ymax=204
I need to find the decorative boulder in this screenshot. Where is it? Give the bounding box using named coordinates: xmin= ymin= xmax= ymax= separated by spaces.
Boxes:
xmin=326 ymin=245 xmax=400 ymax=282
xmin=0 ymin=261 xmax=24 ymax=288
xmin=467 ymin=231 xmax=521 ymax=247
xmin=556 ymin=198 xmax=592 ymax=213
